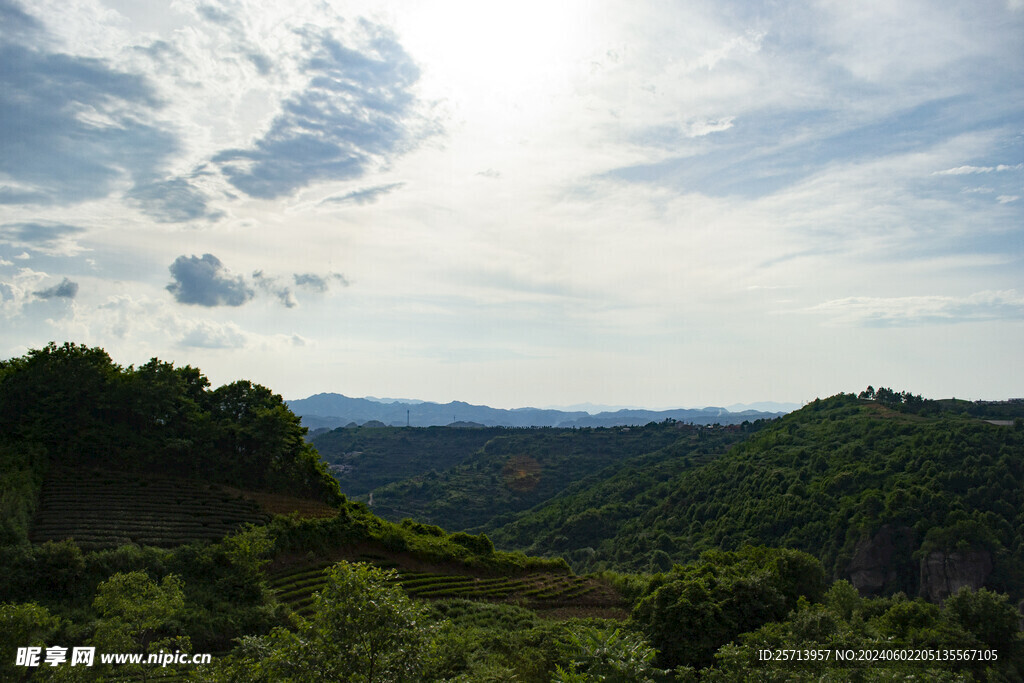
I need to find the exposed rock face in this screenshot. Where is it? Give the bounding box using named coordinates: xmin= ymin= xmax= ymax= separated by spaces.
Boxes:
xmin=919 ymin=550 xmax=992 ymax=602
xmin=847 ymin=525 xmax=917 ymax=596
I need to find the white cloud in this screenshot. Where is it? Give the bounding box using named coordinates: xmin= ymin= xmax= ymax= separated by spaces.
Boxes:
xmin=685 ymin=117 xmax=736 ymax=138
xmin=0 ymin=268 xmax=51 ymax=317
xmin=178 ymin=319 xmax=248 ymax=349
xmin=808 ymin=291 xmax=1024 ymax=327
xmin=934 ymin=164 xmax=1023 ymax=175
xmin=0 ymin=0 xmax=1022 ymax=406
xmin=0 ymin=222 xmax=91 ymax=256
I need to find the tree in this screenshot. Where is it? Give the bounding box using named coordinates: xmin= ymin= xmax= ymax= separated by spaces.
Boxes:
xmin=943 ymin=587 xmax=1023 ymax=669
xmin=0 ymin=342 xmax=122 ymax=460
xmin=90 ymin=571 xmax=191 ymax=681
xmin=633 ymin=547 xmax=826 ymax=670
xmin=0 ymin=602 xmax=61 ymax=681
xmin=217 ymin=561 xmax=438 ymax=682
xmin=124 ymin=358 xmax=211 ymax=474
xmin=208 ymin=380 xmax=341 ymax=503
xmin=553 ymin=625 xmax=671 ymax=683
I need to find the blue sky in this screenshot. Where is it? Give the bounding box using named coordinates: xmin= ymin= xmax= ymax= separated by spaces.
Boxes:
xmin=1 ymin=0 xmax=1022 ymax=408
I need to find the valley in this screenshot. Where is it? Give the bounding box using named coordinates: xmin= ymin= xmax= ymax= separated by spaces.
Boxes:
xmin=1 ymin=344 xmax=1021 ymax=680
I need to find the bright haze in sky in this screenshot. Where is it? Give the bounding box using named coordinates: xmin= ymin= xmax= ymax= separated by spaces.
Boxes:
xmin=1 ymin=0 xmax=1022 ymax=409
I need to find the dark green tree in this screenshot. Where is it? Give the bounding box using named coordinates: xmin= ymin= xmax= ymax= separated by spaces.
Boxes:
xmin=215 ymin=561 xmax=439 ymax=682
xmin=634 ymin=546 xmax=826 ymax=670
xmin=0 ymin=343 xmax=122 ymax=461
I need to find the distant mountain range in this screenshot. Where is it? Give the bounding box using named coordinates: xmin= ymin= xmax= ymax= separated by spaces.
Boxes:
xmin=286 ymin=393 xmax=793 ymax=429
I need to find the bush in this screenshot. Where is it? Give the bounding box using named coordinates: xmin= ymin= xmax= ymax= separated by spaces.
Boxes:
xmin=213 ymin=561 xmax=439 ymax=682
xmin=450 ymin=531 xmax=495 ymax=555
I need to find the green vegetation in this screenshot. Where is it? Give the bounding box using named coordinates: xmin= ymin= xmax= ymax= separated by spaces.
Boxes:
xmin=213 ymin=562 xmax=439 ymax=682
xmin=705 ymin=582 xmax=1024 ymax=680
xmin=0 ymin=342 xmax=341 ymax=506
xmin=487 ymin=394 xmax=1024 ymax=602
xmin=633 ymin=546 xmax=827 ymax=670
xmin=0 ymin=441 xmax=47 ymax=546
xmin=89 ymin=570 xmax=192 ymax=680
xmin=554 ymin=624 xmax=671 ymax=682
xmin=30 ymin=469 xmax=271 ymax=549
xmin=358 ymin=421 xmax=723 ymax=532
xmin=1 ymin=344 xmax=1021 ymax=680
xmin=268 ymin=561 xmax=617 ymax=617
xmin=311 ymin=426 xmax=509 ymax=496
xmin=489 ymin=425 xmax=750 ymax=571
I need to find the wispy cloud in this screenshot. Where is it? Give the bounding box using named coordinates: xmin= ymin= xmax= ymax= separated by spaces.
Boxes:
xmin=293 ymin=272 xmax=348 ymax=292
xmin=808 ymin=291 xmax=1024 ymax=327
xmin=213 ymin=21 xmax=437 ymax=199
xmin=0 ymin=221 xmax=89 ymax=257
xmin=934 ymin=164 xmax=1023 ymax=175
xmin=252 ymin=270 xmax=297 ymax=308
xmin=127 ymin=177 xmax=222 ymax=223
xmin=1 ymin=221 xmax=85 ymax=245
xmin=0 ymin=28 xmax=176 ymax=207
xmin=321 ymin=183 xmax=405 ymax=206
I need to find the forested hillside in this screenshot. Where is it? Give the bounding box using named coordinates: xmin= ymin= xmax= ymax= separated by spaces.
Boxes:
xmin=337 ymin=421 xmax=738 ymax=532
xmin=0 ymin=342 xmax=341 ymax=505
xmin=0 ymin=344 xmax=601 ymax=681
xmin=494 ymin=393 xmax=1024 ymax=602
xmin=1 ymin=346 xmax=1021 ymax=680
xmin=311 ymin=426 xmax=509 ymax=496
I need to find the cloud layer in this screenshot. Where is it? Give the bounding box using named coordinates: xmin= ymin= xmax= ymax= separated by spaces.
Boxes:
xmin=0 ymin=0 xmax=1021 ymax=406
xmin=809 ymin=291 xmax=1024 ymax=327
xmin=213 ymin=22 xmax=434 ymax=199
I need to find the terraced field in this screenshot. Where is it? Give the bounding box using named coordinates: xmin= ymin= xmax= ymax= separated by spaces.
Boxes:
xmin=220 ymin=487 xmax=338 ymax=518
xmin=30 ymin=468 xmax=273 ymax=549
xmin=268 ymin=555 xmax=623 ymax=618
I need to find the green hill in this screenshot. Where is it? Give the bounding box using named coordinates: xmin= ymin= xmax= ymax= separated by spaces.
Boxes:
xmin=1 ymin=345 xmax=1020 ymax=680
xmin=311 ymin=425 xmax=510 ymax=496
xmin=349 ymin=421 xmax=741 ymax=532
xmin=0 ymin=342 xmax=341 ymax=507
xmin=493 ymin=393 xmax=1024 ymax=601
xmin=0 ymin=343 xmax=627 ymax=682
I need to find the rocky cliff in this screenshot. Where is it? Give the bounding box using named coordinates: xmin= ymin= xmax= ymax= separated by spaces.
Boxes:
xmin=847 ymin=525 xmax=917 ymax=596
xmin=919 ymin=549 xmax=993 ymax=602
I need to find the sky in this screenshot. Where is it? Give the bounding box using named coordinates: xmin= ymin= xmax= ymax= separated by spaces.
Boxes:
xmin=1 ymin=0 xmax=1022 ymax=409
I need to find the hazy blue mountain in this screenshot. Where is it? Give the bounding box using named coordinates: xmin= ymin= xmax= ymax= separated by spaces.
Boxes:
xmin=286 ymin=393 xmax=786 ymax=429
xmin=364 ymin=396 xmax=426 ymax=405
xmin=726 ymin=401 xmax=802 ymax=413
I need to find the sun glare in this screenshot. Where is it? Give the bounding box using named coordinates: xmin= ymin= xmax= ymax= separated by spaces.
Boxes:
xmin=396 ymin=1 xmax=602 ymax=119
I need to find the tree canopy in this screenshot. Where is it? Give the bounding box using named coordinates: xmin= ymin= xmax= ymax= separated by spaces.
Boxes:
xmin=0 ymin=343 xmax=341 ymax=504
